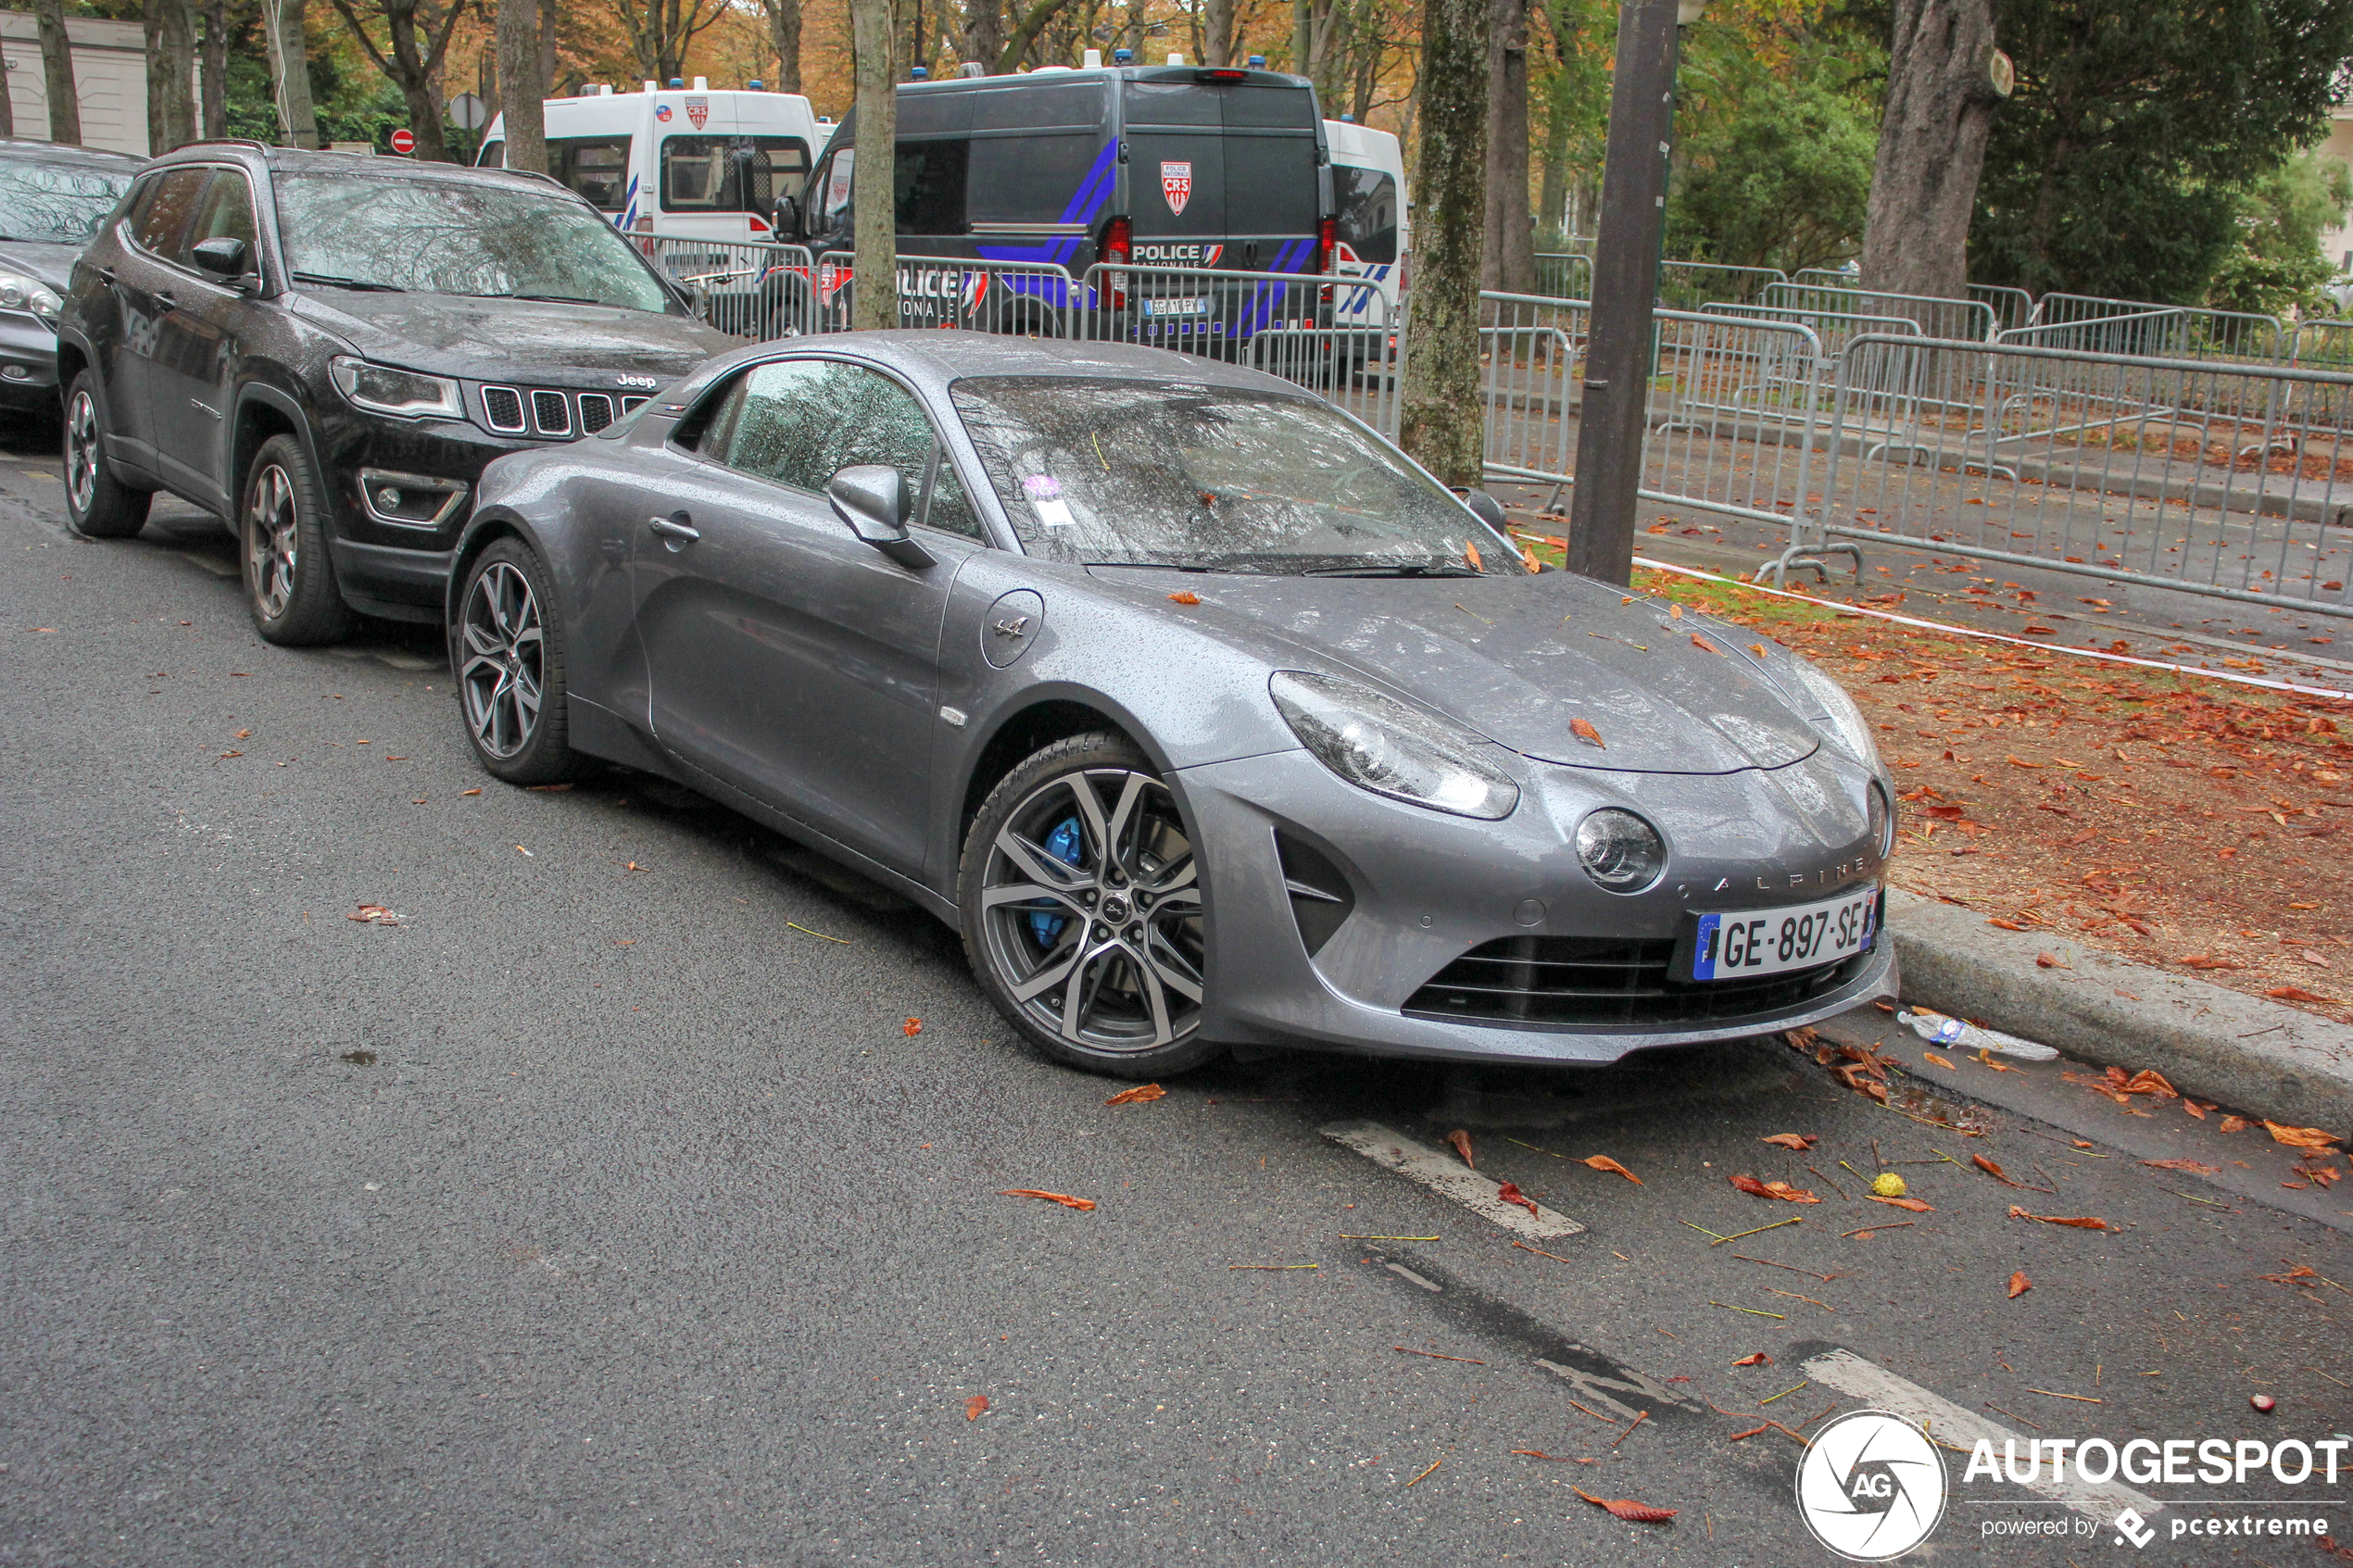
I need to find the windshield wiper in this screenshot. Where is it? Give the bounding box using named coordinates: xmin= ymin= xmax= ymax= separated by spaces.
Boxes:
xmin=1302 ymin=561 xmax=1483 ymax=578
xmin=491 ymin=293 xmax=604 ymax=306
xmin=293 ymin=271 xmax=404 ymax=292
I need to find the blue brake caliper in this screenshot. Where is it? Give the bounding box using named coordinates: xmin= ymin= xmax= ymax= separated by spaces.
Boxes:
xmin=1030 ymin=817 xmax=1084 ymax=947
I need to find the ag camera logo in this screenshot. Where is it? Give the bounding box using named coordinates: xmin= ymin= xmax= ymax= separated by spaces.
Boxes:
xmin=1796 ymin=1409 xmax=1949 ymax=1561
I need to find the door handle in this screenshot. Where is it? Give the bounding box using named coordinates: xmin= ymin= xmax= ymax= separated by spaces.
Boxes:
xmin=648 ymin=514 xmax=700 ymax=543
xmin=94 ymin=266 xmax=115 ymax=287
xmin=154 ymin=291 xmax=176 ymax=311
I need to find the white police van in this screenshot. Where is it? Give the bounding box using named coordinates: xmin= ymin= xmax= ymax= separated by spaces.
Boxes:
xmin=477 ymin=80 xmax=823 ymax=252
xmin=1325 ymin=117 xmax=1406 ymax=326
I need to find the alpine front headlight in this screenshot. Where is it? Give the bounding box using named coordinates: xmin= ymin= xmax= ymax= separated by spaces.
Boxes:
xmin=329 ymin=356 xmax=464 ymax=420
xmin=0 ymin=266 xmax=63 ymax=328
xmin=1781 ymin=653 xmax=1880 ymax=765
xmin=1575 ymin=808 xmax=1667 ymax=892
xmin=1270 ymin=670 xmax=1520 ymax=820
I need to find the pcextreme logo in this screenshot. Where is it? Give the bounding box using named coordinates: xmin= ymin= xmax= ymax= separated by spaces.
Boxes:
xmin=1795 ymin=1410 xmax=1948 ymax=1561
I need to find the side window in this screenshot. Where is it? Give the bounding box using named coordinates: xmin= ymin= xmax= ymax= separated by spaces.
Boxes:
xmin=1336 ymin=167 xmax=1397 ymax=265
xmin=894 ymin=141 xmax=966 ymax=235
xmin=181 ymin=171 xmax=257 ymax=266
xmin=129 ymin=168 xmax=208 ymax=257
xmin=966 ymin=133 xmax=1101 ymax=226
xmin=476 ymin=139 xmax=505 ymax=169
xmin=820 ymin=148 xmax=854 ymax=224
xmin=661 ymin=135 xmax=811 ymax=213
xmin=548 ymin=136 xmax=633 ymax=212
xmin=709 ymin=358 xmax=975 ymax=535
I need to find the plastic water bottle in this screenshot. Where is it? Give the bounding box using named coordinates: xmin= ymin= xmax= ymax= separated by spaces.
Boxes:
xmin=1898 ymin=1008 xmax=2058 ymax=1061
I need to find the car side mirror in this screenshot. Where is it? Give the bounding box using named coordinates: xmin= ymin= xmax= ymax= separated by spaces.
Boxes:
xmin=190 ymin=236 xmax=249 ymax=280
xmin=1452 ymin=486 xmax=1509 ymax=533
xmin=773 ymin=194 xmax=800 ymax=243
xmin=827 ymin=464 xmax=935 ymax=569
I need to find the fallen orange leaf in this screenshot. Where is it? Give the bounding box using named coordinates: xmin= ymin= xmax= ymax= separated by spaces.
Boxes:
xmin=1690 ymin=633 xmax=1718 ymax=654
xmin=1105 ymin=1083 xmax=1166 ymax=1106
xmin=2121 ymin=1070 xmax=2180 ymax=1098
xmin=1582 ymin=1155 xmax=1642 ymax=1184
xmin=903 ymin=1017 xmax=923 ymax=1036
xmin=1760 ymin=1134 xmax=1818 ymax=1151
xmin=1570 ymin=716 xmax=1605 ymax=748
xmin=2142 ymin=1158 xmax=2221 ymax=1173
xmin=2221 ymin=1115 xmax=2250 ymax=1134
xmin=1465 ymin=540 xmax=1483 ymax=571
xmin=2008 ymin=1272 xmax=2032 ymax=1299
xmin=965 ymin=1395 xmax=988 ymax=1420
xmin=2267 ymin=985 xmax=2338 ymax=1005
xmin=1446 ymin=1129 xmax=1476 ymax=1167
xmin=1167 ymin=591 xmax=1202 ymax=605
xmin=2008 ymin=1205 xmax=2109 ymax=1230
xmin=1869 ymin=1195 xmax=1933 ymax=1211
xmin=1972 ymin=1154 xmax=2022 ymax=1187
xmin=1731 ymin=1173 xmax=1819 ymax=1203
xmin=1924 ymin=1052 xmax=1956 ymax=1070
xmin=1572 ymin=1487 xmax=1676 ymax=1524
xmin=1494 ymin=1181 xmax=1541 ymax=1217
xmin=1000 ymin=1189 xmax=1096 ymax=1210
xmin=1730 ymin=1351 xmax=1772 ymax=1366
xmin=2265 ymin=1121 xmax=2343 ymax=1151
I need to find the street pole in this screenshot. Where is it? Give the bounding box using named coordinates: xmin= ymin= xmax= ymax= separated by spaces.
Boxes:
xmin=1564 ymin=0 xmax=1689 ymax=584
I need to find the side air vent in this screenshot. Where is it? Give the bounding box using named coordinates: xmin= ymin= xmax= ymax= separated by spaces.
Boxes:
xmin=481 ymin=385 xmax=525 ymax=433
xmin=621 ymin=395 xmax=650 ymax=415
xmin=531 ymin=390 xmax=573 ymax=435
xmin=1274 ymin=831 xmax=1355 ymax=957
xmin=577 ymin=393 xmax=615 ymax=433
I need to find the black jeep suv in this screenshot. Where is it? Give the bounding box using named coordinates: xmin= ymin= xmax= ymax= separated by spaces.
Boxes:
xmin=56 ymin=143 xmax=735 ymax=642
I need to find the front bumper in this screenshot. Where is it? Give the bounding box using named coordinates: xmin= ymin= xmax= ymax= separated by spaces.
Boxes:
xmin=1173 ymin=746 xmax=1900 ymax=1067
xmin=316 ymin=415 xmax=535 ymax=617
xmin=0 ymin=312 xmax=58 ymax=409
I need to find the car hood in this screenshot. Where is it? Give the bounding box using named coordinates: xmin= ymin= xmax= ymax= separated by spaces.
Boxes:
xmin=0 ymin=240 xmax=82 ymax=292
xmin=1098 ymin=567 xmax=1826 ymax=775
xmin=289 ymin=292 xmax=733 ymax=381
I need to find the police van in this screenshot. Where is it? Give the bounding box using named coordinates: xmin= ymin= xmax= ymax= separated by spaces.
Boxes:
xmin=477 ymin=81 xmax=823 ymax=254
xmin=774 ymin=58 xmax=1333 ymax=343
xmin=1325 ymin=118 xmax=1406 ymax=327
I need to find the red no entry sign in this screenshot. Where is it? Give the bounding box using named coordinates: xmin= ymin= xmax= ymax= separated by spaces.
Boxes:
xmin=389 ymin=129 xmax=415 ymax=155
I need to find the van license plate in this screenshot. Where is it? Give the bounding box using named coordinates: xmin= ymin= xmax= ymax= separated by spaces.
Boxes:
xmin=1142 ymin=296 xmax=1206 ymax=317
xmin=1692 ymin=889 xmax=1877 ymax=982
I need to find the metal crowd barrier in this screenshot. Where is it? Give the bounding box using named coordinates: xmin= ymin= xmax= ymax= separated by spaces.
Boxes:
xmin=1533 ymin=252 xmax=1593 ymax=302
xmin=1658 ymin=261 xmax=1787 ymax=311
xmin=808 ymin=251 xmax=1083 ymax=338
xmin=1763 ymin=281 xmax=1997 ymax=344
xmin=1769 ymin=332 xmax=2353 ymax=618
xmin=1475 ymin=292 xmax=1831 ymax=535
xmin=651 ymin=237 xmax=817 ymax=338
xmin=1969 ymin=283 xmax=2036 ymax=335
xmin=2026 ymin=293 xmax=2288 ymax=364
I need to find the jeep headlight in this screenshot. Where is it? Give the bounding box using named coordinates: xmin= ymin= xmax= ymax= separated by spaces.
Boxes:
xmin=329 ymin=356 xmax=464 ymax=420
xmin=1781 ymin=654 xmax=1881 ymax=766
xmin=0 ymin=266 xmax=62 ymax=328
xmin=1270 ymin=671 xmax=1520 ymax=820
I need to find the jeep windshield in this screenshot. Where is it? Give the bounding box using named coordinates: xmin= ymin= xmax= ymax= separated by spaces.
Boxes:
xmin=0 ymin=160 xmax=135 ymax=245
xmin=272 ymin=173 xmax=673 ymax=313
xmin=950 ymin=375 xmax=1526 ymax=576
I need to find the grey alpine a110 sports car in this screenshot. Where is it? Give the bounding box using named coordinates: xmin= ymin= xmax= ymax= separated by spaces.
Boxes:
xmin=446 ymin=332 xmax=1896 ymax=1078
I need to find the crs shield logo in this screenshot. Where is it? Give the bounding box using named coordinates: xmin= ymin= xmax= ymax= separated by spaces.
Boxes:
xmin=1795 ymin=1410 xmax=1948 ymax=1562
xmin=1161 ymin=160 xmax=1192 ymax=218
xmin=686 ymin=95 xmax=709 ymax=129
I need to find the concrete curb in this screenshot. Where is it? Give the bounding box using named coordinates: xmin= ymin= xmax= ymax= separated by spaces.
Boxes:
xmin=1884 ymin=888 xmax=2353 ymax=1135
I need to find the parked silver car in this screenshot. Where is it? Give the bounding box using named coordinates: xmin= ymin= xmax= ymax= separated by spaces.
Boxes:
xmin=446 ymin=332 xmax=1897 ymax=1077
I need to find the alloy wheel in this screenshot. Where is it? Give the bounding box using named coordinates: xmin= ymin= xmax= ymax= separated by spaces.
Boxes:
xmin=978 ymin=768 xmax=1205 ymax=1053
xmin=459 ymin=560 xmax=546 ymax=759
xmin=244 ymin=462 xmax=298 ymax=621
xmin=64 ymin=390 xmax=99 ymax=517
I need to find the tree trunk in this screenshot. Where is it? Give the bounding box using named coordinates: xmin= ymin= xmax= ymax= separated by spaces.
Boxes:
xmin=0 ymin=47 xmax=13 ymax=138
xmin=1535 ymin=77 xmax=1570 ymax=245
xmin=1480 ymin=0 xmax=1530 ymax=293
xmin=767 ymin=0 xmax=802 ymax=90
xmin=265 ymin=0 xmax=321 ymax=148
xmin=964 ymin=0 xmax=1002 ymax=75
xmin=1290 ymin=0 xmax=1312 ymax=74
xmin=146 ymin=0 xmax=198 ymax=155
xmin=35 ymin=0 xmax=82 ymax=146
xmin=1397 ymin=0 xmax=1491 ymax=486
xmin=849 ymin=0 xmax=897 ymax=329
xmin=538 ymin=0 xmax=557 ymax=94
xmin=1857 ymin=0 xmax=1999 ymax=302
xmin=497 ymin=0 xmax=547 ymax=170
xmin=200 ymin=0 xmax=229 ymax=138
xmin=1202 ymin=0 xmax=1233 ymax=66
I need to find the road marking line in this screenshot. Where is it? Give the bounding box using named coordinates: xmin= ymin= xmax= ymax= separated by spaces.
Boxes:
xmin=1799 ymin=1348 xmax=2161 ymax=1523
xmin=1321 ymin=1121 xmax=1585 ymax=1238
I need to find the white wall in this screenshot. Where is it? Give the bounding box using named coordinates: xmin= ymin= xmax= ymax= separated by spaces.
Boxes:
xmin=0 ymin=15 xmax=150 ymax=158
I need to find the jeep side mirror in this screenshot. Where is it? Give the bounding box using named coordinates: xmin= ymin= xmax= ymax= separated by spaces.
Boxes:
xmin=772 ymin=194 xmax=800 ymax=243
xmin=1452 ymin=486 xmax=1509 ymax=533
xmin=190 ymin=236 xmax=249 ymax=279
xmin=827 ymin=464 xmax=935 ymax=569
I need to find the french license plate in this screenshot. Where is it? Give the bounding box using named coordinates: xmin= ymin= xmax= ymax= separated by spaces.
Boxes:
xmin=1142 ymin=295 xmax=1206 ymax=317
xmin=1692 ymin=889 xmax=1877 ymax=982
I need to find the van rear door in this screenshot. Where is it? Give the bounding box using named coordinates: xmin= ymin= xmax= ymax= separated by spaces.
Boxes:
xmin=1123 ymin=76 xmax=1322 ymax=274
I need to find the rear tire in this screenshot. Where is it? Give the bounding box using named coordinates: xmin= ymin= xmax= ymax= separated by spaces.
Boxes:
xmin=454 ymin=537 xmax=582 ymax=786
xmin=241 ymin=433 xmax=351 ymax=646
xmin=960 ymin=733 xmax=1220 ymax=1079
xmin=61 ymin=371 xmax=151 ymax=540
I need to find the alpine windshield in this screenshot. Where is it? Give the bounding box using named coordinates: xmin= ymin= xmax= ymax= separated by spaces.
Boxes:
xmin=273 ymin=173 xmax=673 ymax=312
xmin=0 ymin=161 xmax=135 ymax=245
xmin=949 ymin=376 xmax=1525 ymax=575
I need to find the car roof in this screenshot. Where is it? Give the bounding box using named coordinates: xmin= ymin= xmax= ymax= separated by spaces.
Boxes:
xmin=800 ymin=331 xmax=1316 ymax=399
xmin=147 ymin=141 xmax=568 ymax=194
xmin=0 ymin=138 xmax=145 ymax=170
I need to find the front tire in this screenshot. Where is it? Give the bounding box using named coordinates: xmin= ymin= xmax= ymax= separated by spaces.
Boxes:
xmin=241 ymin=433 xmax=351 ymax=646
xmin=455 ymin=538 xmax=581 ymax=785
xmin=960 ymin=734 xmax=1218 ymax=1078
xmin=61 ymin=371 xmax=151 ymax=540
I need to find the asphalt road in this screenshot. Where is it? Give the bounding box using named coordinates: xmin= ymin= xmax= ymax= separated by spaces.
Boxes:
xmin=3 ymin=415 xmax=2348 ymax=1567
